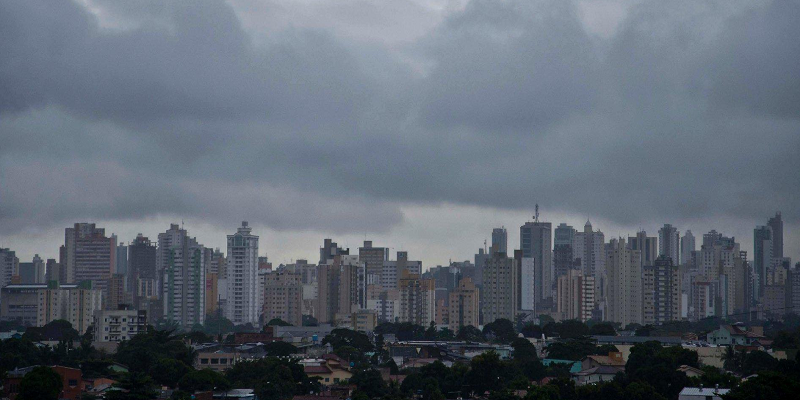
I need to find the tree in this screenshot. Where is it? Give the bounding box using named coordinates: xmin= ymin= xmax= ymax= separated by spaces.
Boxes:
xmin=437 ymin=328 xmax=455 ymax=341
xmin=149 ymin=358 xmax=191 ymax=388
xmin=179 ymin=369 xmax=231 ymax=393
xmin=545 ymin=337 xmax=597 ymax=361
xmin=625 ymin=341 xmax=695 ymax=399
xmin=521 ymin=323 xmax=543 ymax=338
xmin=456 ymin=325 xmax=485 ymax=342
xmin=538 ymin=315 xmax=555 ymax=327
xmin=302 ymin=315 xmax=318 ymax=327
xmin=741 ymin=350 xmax=777 ymax=375
xmin=267 ymin=318 xmax=292 ymax=327
xmin=511 ymin=338 xmax=538 ymax=363
xmin=322 ymin=329 xmax=374 ymax=352
xmin=725 ymin=371 xmax=800 ymax=400
xmin=483 ymin=319 xmax=517 ymax=343
xmin=17 ymin=366 xmax=62 ymax=400
xmin=264 ymin=341 xmax=298 ymax=357
xmin=350 ymin=368 xmax=388 ymax=399
xmin=114 ymin=329 xmax=195 ymax=374
xmin=106 ymin=372 xmax=159 ymax=400
xmin=589 ymin=323 xmax=616 ymax=336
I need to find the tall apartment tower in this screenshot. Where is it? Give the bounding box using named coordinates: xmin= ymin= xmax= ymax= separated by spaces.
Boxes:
xmin=767 ymin=212 xmax=783 ymax=259
xmin=448 ymin=277 xmax=480 ymax=332
xmin=398 ymin=271 xmax=436 ymax=326
xmin=516 ymin=250 xmax=536 ymax=314
xmin=753 ymin=225 xmax=772 ymax=300
xmin=0 ymin=248 xmax=19 ymax=288
xmin=319 ymin=239 xmax=349 ymax=265
xmin=128 ymin=234 xmax=157 ymax=296
xmin=574 ymin=221 xmax=605 ymax=301
xmin=642 ymin=255 xmax=681 ymax=325
xmin=606 ymin=238 xmax=643 ymax=327
xmin=520 ymin=208 xmax=552 ymax=304
xmin=316 ymin=256 xmax=360 ymax=324
xmin=481 ymin=246 xmax=519 ymax=324
xmin=553 ymin=223 xmax=576 ymax=280
xmin=658 ymin=224 xmax=680 ymax=264
xmin=680 ymin=230 xmax=695 ymax=266
xmin=162 ymin=225 xmax=206 ymax=328
xmin=491 ymin=227 xmax=508 ymax=255
xmin=115 ymin=242 xmax=128 ymax=276
xmin=556 ymin=269 xmax=594 ymax=322
xmin=226 ymin=221 xmax=260 ymax=325
xmin=359 ymin=241 xmax=388 ymax=281
xmin=262 ymin=271 xmax=303 ymax=326
xmin=64 ymin=223 xmax=116 ymax=295
xmin=628 ymin=230 xmax=658 ymax=267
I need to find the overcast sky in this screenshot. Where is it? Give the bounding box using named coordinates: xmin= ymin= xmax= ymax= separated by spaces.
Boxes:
xmin=1 ymin=0 xmax=798 ymax=267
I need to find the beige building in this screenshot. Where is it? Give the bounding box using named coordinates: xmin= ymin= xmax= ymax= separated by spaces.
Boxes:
xmin=316 ymin=256 xmax=360 ymax=324
xmin=448 ymin=277 xmax=480 ymax=332
xmin=93 ymin=308 xmax=147 ymax=342
xmin=606 ymin=238 xmax=642 ymax=327
xmin=0 ymin=282 xmax=103 ymax=334
xmin=262 ymin=270 xmax=303 ymax=326
xmin=556 ymin=269 xmax=595 ymax=322
xmin=642 ymin=256 xmax=681 ymax=325
xmin=335 ymin=310 xmax=378 ymax=332
xmin=481 ymin=247 xmax=519 ymax=324
xmin=398 ymin=271 xmax=435 ymax=325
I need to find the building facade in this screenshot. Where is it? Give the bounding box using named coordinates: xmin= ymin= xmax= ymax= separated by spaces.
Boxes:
xmin=226 ymin=222 xmax=260 ymax=325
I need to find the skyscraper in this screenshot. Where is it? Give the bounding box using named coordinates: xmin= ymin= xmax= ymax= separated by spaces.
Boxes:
xmin=0 ymin=248 xmax=18 ymax=289
xmin=606 ymin=238 xmax=642 ymax=327
xmin=481 ymin=245 xmax=519 ymax=324
xmin=556 ymin=269 xmax=594 ymax=322
xmin=161 ymin=225 xmax=206 ymax=328
xmin=680 ymin=230 xmax=695 ymax=266
xmin=448 ymin=277 xmax=480 ymax=332
xmin=262 ymin=270 xmax=303 ymax=326
xmin=642 ymin=255 xmax=681 ymax=325
xmin=574 ymin=220 xmax=605 ymax=301
xmin=128 ymin=234 xmax=156 ymax=296
xmin=398 ymin=271 xmax=435 ymax=326
xmin=767 ymin=212 xmax=783 ymax=259
xmin=226 ymin=221 xmax=260 ymax=325
xmin=491 ymin=227 xmax=508 ymax=255
xmin=64 ymin=223 xmax=116 ymax=295
xmin=553 ymin=223 xmax=576 ymax=280
xmin=658 ymin=224 xmax=680 ymax=264
xmin=753 ymin=225 xmax=772 ymax=300
xmin=115 ymin=241 xmax=128 ymax=276
xmin=520 ymin=209 xmax=552 ymax=304
xmin=516 ymin=250 xmax=536 ymax=314
xmin=628 ymin=230 xmax=657 ymax=267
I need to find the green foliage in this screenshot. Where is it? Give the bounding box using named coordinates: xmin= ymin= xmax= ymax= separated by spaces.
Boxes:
xmin=350 ymin=368 xmax=388 ymax=399
xmin=114 ymin=329 xmax=195 ymax=374
xmin=183 ymin=330 xmax=215 ymax=344
xmin=589 ymin=323 xmax=617 ymax=336
xmin=456 ymin=325 xmax=485 ymax=342
xmin=178 ymin=369 xmax=231 ymax=393
xmin=375 ymin=322 xmax=428 ymax=341
xmin=302 ymin=315 xmax=318 ymax=327
xmin=725 ymin=371 xmax=800 ymax=400
xmin=203 ymin=314 xmax=236 ymax=335
xmin=545 ymin=337 xmax=600 ymax=361
xmin=225 ymin=358 xmax=319 ymax=400
xmin=17 ymin=366 xmax=63 ymax=400
xmin=264 ymin=341 xmax=298 ymax=357
xmin=741 ymin=350 xmax=777 ymax=375
xmin=543 ymin=320 xmax=589 ymax=339
xmin=483 ymin=319 xmax=517 ymax=343
xmin=106 ymin=372 xmax=159 ymax=400
xmin=267 ymin=318 xmax=292 ymax=327
xmin=22 ymin=319 xmax=79 ymax=342
xmin=690 ymin=366 xmax=739 ymax=389
xmin=521 ymin=323 xmax=544 ymax=338
xmin=624 ymin=341 xmax=696 ymax=399
xmin=149 ymin=358 xmax=191 ymax=388
xmin=322 ymin=328 xmax=374 ymax=352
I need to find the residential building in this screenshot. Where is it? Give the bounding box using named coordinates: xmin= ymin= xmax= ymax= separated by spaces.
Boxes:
xmin=335 ymin=310 xmax=378 ymax=332
xmin=398 ymin=271 xmax=435 ymax=325
xmin=105 ymin=274 xmax=127 ymax=310
xmin=382 ymin=252 xmax=422 ymax=290
xmin=787 ymin=264 xmax=800 ymax=315
xmin=678 ymin=387 xmax=729 ymax=400
xmin=658 ymin=224 xmax=680 ymax=264
xmin=767 ymin=212 xmax=783 ymax=259
xmin=63 ymin=223 xmax=116 ymax=294
xmin=262 ymin=270 xmax=303 ymax=326
xmin=161 ymin=224 xmax=206 ymax=328
xmin=115 ymin=242 xmax=128 ymax=276
xmin=319 ymin=239 xmax=349 ymax=265
xmin=554 ymin=223 xmax=576 ymax=281
xmin=481 ymin=246 xmax=519 ymax=324
xmin=226 ymin=221 xmax=260 ymax=325
xmin=18 ymin=255 xmax=45 ymax=284
xmin=366 ymin=289 xmax=399 ymax=323
xmin=93 ymin=308 xmax=147 ymax=342
xmin=517 ymin=252 xmax=536 ymax=314
xmin=0 ymin=282 xmax=103 ymax=333
xmin=606 ymin=238 xmax=642 ymax=327
xmin=556 ymin=269 xmax=594 ymax=322
xmin=680 ymin=231 xmax=695 ymax=266
xmin=642 ymin=256 xmax=681 ymax=325
xmin=520 ymin=213 xmax=552 ymax=304
xmin=316 ymin=256 xmax=360 ymax=324
xmin=359 ymin=240 xmax=388 ymax=278
xmin=45 ymin=259 xmax=61 ymax=285
xmin=574 ymin=221 xmax=605 ymax=301
xmin=448 ymin=277 xmax=480 ymax=332
xmin=753 ymin=225 xmax=772 ymax=299
xmin=628 ymin=230 xmax=657 ymax=267
xmin=0 ymin=248 xmax=19 ymax=290
xmin=128 ymin=234 xmax=156 ymax=295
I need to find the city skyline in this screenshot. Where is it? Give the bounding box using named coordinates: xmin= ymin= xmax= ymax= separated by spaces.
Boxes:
xmin=1 ymin=0 xmax=799 ymax=270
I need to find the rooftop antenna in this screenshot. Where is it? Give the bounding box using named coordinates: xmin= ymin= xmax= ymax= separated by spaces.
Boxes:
xmin=534 ymin=204 xmax=539 ymax=223
xmin=484 ymin=239 xmax=487 ymax=253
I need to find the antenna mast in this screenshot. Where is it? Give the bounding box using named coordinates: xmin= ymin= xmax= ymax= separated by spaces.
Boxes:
xmin=534 ymin=204 xmax=539 ymax=222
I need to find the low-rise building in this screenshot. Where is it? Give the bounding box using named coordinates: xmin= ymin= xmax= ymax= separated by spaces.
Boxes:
xmin=678 ymin=387 xmax=730 ymax=400
xmin=93 ymin=308 xmax=147 ymax=342
xmin=706 ymin=325 xmax=765 ymax=346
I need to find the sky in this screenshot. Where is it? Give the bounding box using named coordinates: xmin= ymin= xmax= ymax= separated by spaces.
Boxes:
xmin=0 ymin=0 xmax=798 ymax=268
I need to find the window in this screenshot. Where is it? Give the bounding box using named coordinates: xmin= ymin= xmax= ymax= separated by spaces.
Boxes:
xmin=211 ymin=358 xmax=219 ymax=364
xmin=69 ymin=379 xmax=78 ymax=387
xmin=200 ymin=358 xmax=209 ymax=364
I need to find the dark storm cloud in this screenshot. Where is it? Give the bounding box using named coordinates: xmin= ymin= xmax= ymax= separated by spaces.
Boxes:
xmin=0 ymin=0 xmax=798 ymax=238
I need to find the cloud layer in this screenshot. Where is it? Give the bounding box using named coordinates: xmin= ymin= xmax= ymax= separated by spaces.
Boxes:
xmin=1 ymin=0 xmax=798 ymax=260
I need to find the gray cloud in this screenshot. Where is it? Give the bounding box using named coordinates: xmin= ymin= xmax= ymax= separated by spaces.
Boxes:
xmin=0 ymin=0 xmax=798 ymax=258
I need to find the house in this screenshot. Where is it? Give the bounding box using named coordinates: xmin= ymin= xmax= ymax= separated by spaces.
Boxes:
xmin=678 ymin=386 xmax=730 ymax=400
xmin=677 ymin=365 xmax=704 ymax=378
xmin=542 ymin=359 xmax=582 ymax=374
xmin=2 ymin=365 xmax=82 ymax=400
xmin=580 ymin=352 xmax=625 ymax=371
xmin=706 ymin=325 xmax=765 ymax=346
xmin=302 ymin=354 xmax=353 ymax=385
xmin=572 ymin=366 xmax=624 ymax=385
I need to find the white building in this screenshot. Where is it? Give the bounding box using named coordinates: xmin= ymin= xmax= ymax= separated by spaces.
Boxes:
xmin=519 ymin=257 xmax=536 ymax=312
xmin=658 ymin=224 xmax=680 ymax=265
xmin=226 ymin=221 xmax=260 ymax=325
xmin=574 ymin=221 xmax=606 ymax=302
xmin=161 ymin=226 xmax=206 ymax=328
xmin=606 ymin=238 xmax=643 ymax=327
xmin=93 ymin=309 xmax=147 ymax=342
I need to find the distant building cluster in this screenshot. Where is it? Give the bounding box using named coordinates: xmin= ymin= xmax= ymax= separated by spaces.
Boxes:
xmin=1 ymin=210 xmax=797 ymax=336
